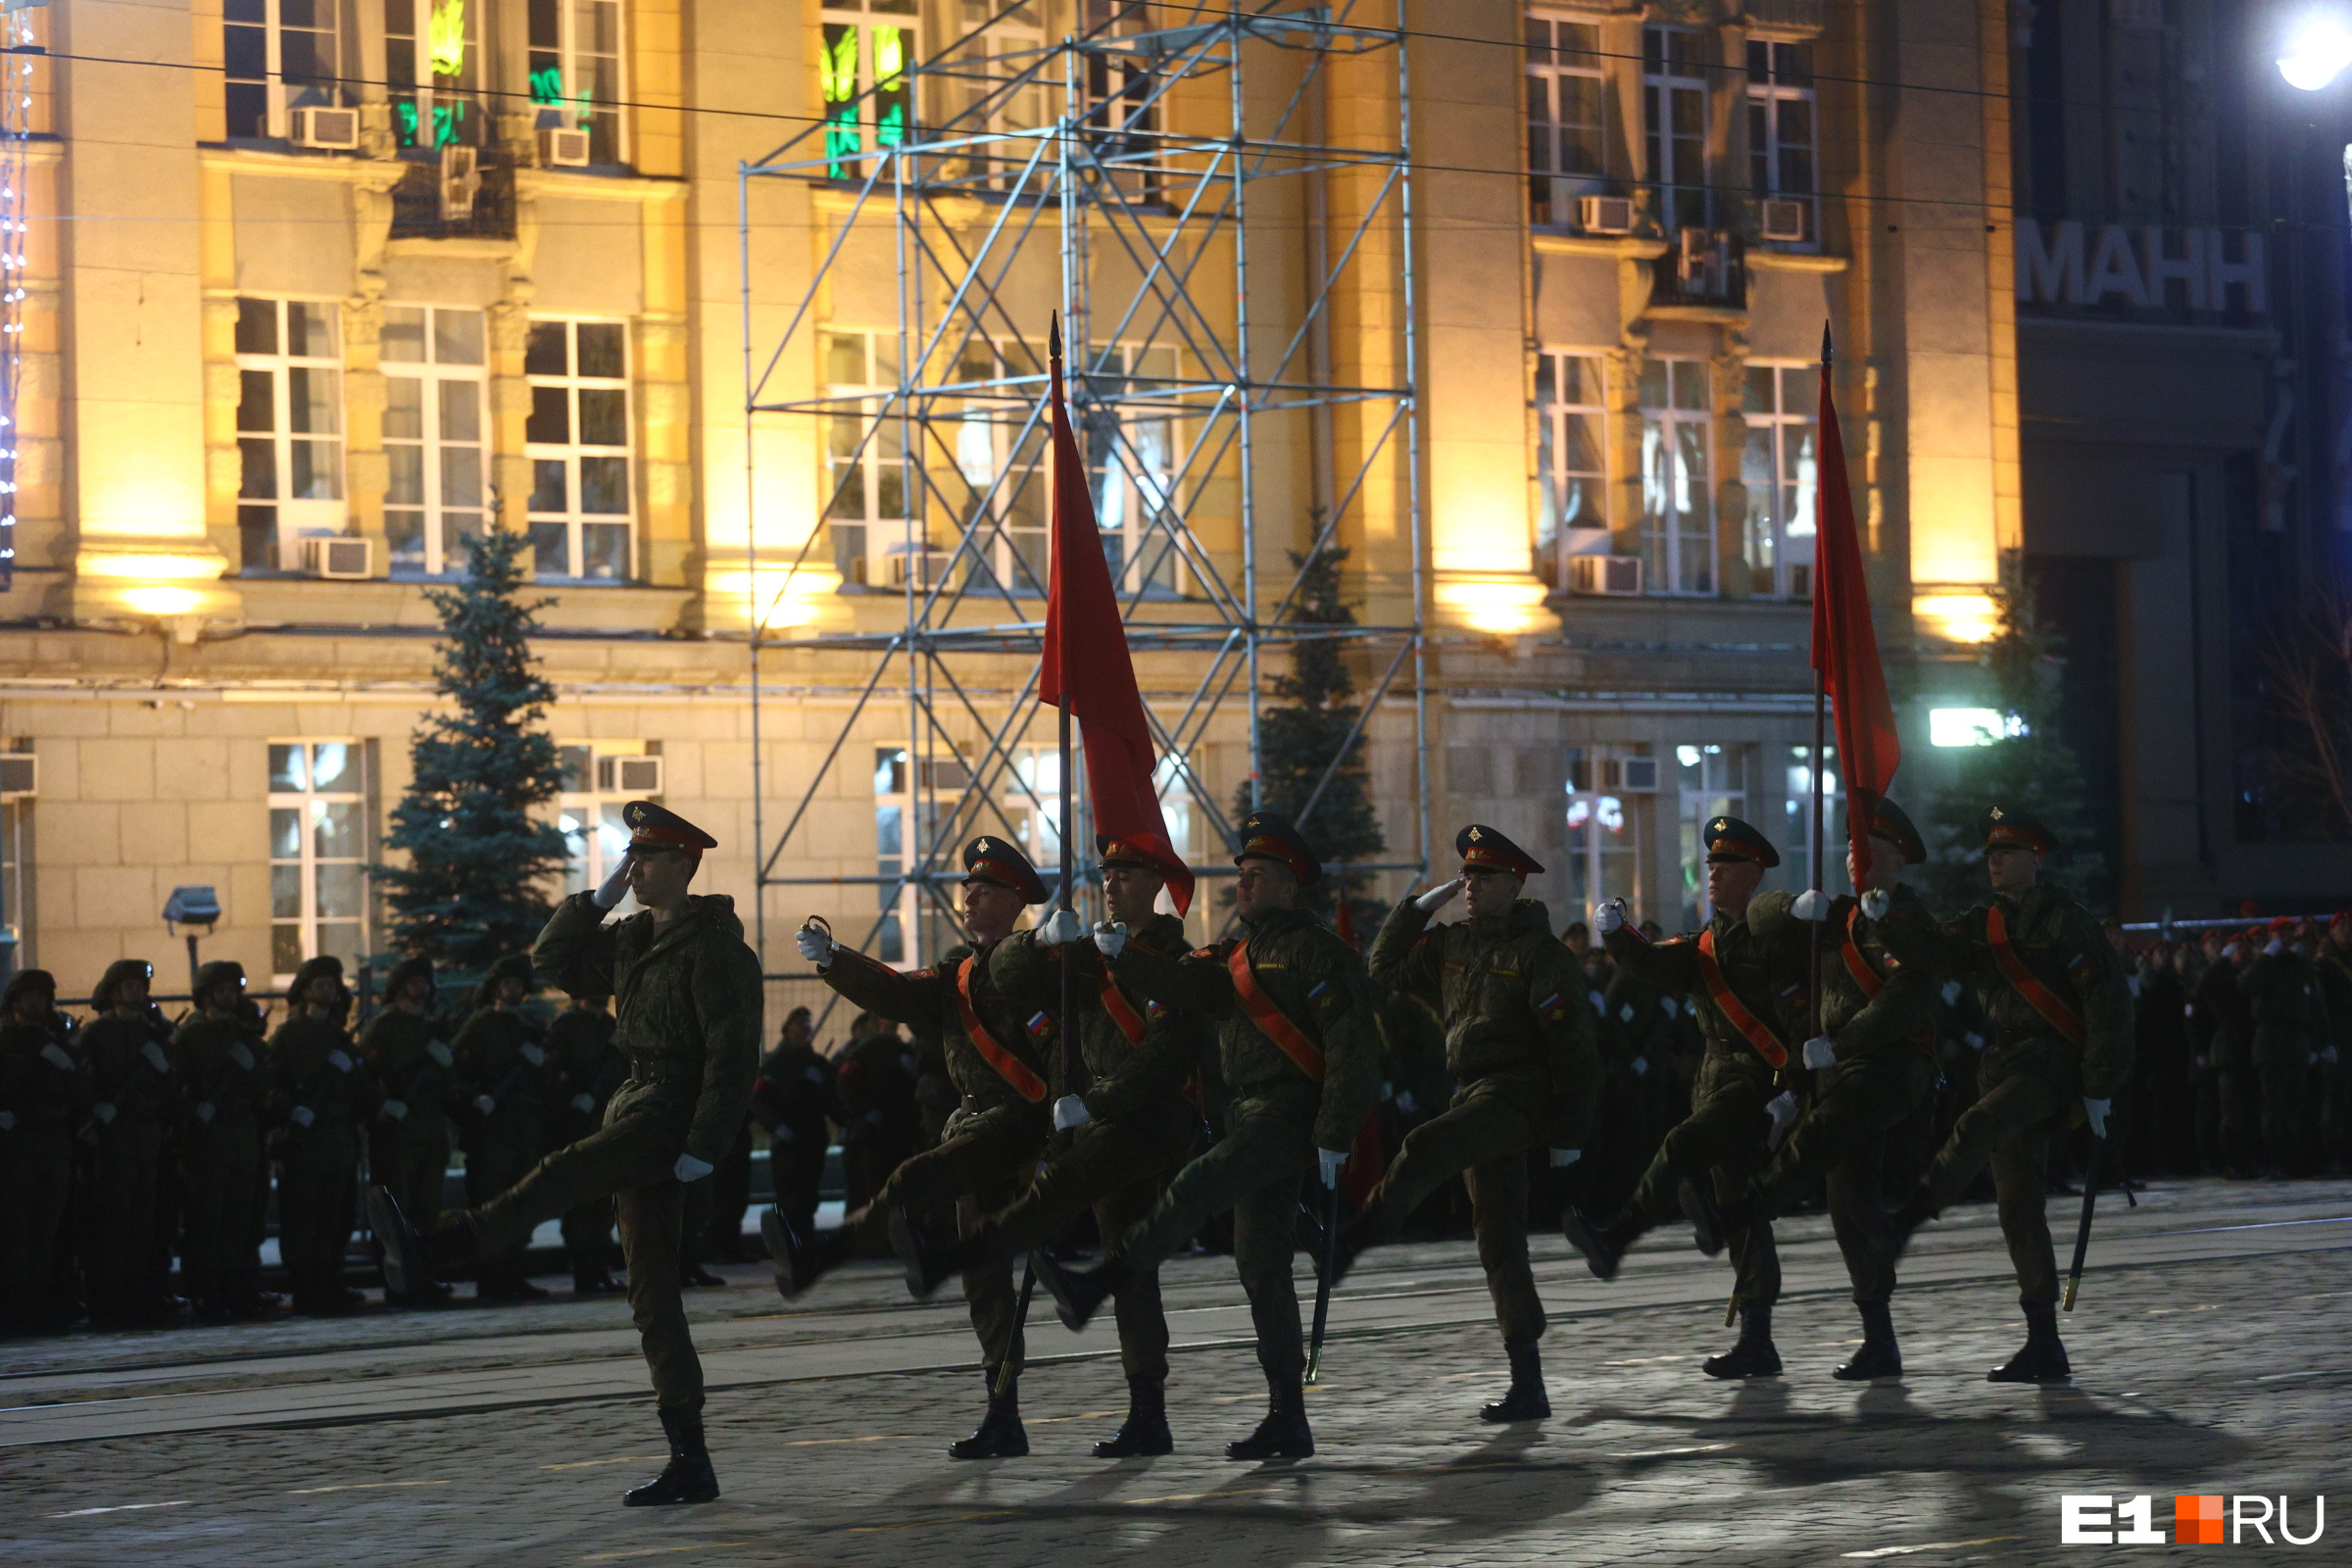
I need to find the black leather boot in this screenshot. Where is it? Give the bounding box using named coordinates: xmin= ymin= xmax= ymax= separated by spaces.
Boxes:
xmin=948 ymin=1382 xmax=1029 ymax=1459
xmin=1880 ymin=1188 xmax=1936 ymax=1261
xmin=1562 ymin=1205 xmax=1643 ymax=1282
xmin=624 ymin=1406 xmax=720 ymax=1505
xmin=1987 ymin=1301 xmax=2071 ymax=1383
xmin=1094 ymin=1376 xmax=1174 ymax=1457
xmin=1702 ymin=1303 xmax=1784 ymax=1379
xmin=761 ymin=1209 xmax=850 ymax=1300
xmin=1834 ymin=1298 xmax=1903 ymax=1381
xmin=573 ymin=1269 xmax=621 ymax=1298
xmin=1678 ymin=1179 xmax=1726 ymax=1257
xmin=1480 ymin=1340 xmax=1552 ymax=1421
xmin=1033 ymin=1250 xmax=1131 ymax=1332
xmin=1225 ymin=1376 xmax=1314 ymax=1461
xmin=891 ymin=1210 xmax=986 ymax=1300
xmin=368 ymin=1186 xmax=475 ymax=1302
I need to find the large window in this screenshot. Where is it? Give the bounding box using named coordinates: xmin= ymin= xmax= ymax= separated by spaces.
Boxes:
xmin=1525 ymin=14 xmax=1605 ymax=228
xmin=225 ymin=0 xmax=342 ymax=141
xmin=1535 ymin=349 xmax=1609 ymax=587
xmin=821 ymin=328 xmax=910 ymax=589
xmin=821 ymin=2 xmax=917 ymax=181
xmin=873 ymin=746 xmax=912 ymax=963
xmin=941 ymin=1 xmax=1047 ymax=190
xmin=1563 ymin=746 xmax=1648 ymax=929
xmin=235 ymin=297 xmax=345 ymax=573
xmin=1640 ymin=356 xmax=1712 ymax=596
xmin=1677 ymin=742 xmax=1757 ymax=928
xmin=1783 ymin=744 xmax=1850 ymax=898
xmin=1642 ymin=25 xmax=1710 ymax=233
xmin=526 ymin=319 xmax=633 ymax=582
xmin=269 ymin=741 xmax=367 ymax=983
xmin=558 ymin=742 xmax=652 ymax=909
xmin=1746 ymin=39 xmax=1816 ymax=243
xmin=950 ymin=336 xmax=1051 ymax=595
xmin=529 ymin=0 xmax=625 ymax=165
xmin=1740 ymin=363 xmax=1817 ymax=599
xmin=386 ymin=0 xmax=485 ymax=149
xmin=382 ymin=306 xmax=487 ymax=578
xmin=1085 ymin=343 xmax=1181 ymax=596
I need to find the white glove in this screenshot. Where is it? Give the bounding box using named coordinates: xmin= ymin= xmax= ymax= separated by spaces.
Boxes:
xmin=1038 ymin=907 xmax=1083 ymax=947
xmin=1415 ymin=876 xmax=1465 ymax=914
xmin=381 ymin=1099 xmax=409 ymax=1122
xmin=1317 ymin=1148 xmax=1347 ymax=1188
xmin=1801 ymin=1036 xmax=1837 ymax=1071
xmin=673 ymin=1152 xmax=714 ymax=1182
xmin=1093 ymin=920 xmax=1128 ymax=958
xmin=290 ymin=1105 xmax=316 ymax=1128
xmin=1765 ymin=1091 xmax=1799 ymax=1151
xmin=92 ymin=1102 xmax=118 ymax=1125
xmin=593 ymin=852 xmax=633 ymax=909
xmin=1594 ymin=899 xmax=1626 ymax=936
xmin=1053 ymin=1094 xmax=1091 ymax=1131
xmin=864 ymin=1109 xmax=883 ymax=1128
xmin=774 ymin=1124 xmax=794 ymax=1143
xmin=570 ymin=1093 xmax=595 ymax=1113
xmin=195 ymin=1102 xmax=215 ymax=1124
xmin=473 ymin=1094 xmax=496 ymax=1115
xmin=1859 ymin=888 xmax=1891 ymax=921
xmin=1940 ymin=979 xmax=1964 ymax=1005
xmin=795 ymin=924 xmax=835 ymax=966
xmin=1395 ymin=1090 xmax=1417 ymax=1114
xmin=1964 ymin=1031 xmax=1985 ymax=1051
xmin=2082 ymin=1097 xmax=2111 ymax=1139
xmin=2264 ymin=937 xmax=2284 ymax=957
xmin=1792 ymin=889 xmax=1830 ymax=922
xmin=1629 ymin=1055 xmax=1648 ymax=1077
xmin=1548 ymin=1148 xmax=1581 ymax=1168
xmin=2324 ymin=1047 xmax=2341 ymax=1064
xmin=0 ymin=1109 xmax=12 ymax=1130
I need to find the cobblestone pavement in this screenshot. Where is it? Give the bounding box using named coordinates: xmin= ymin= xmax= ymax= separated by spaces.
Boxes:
xmin=1 ymin=1177 xmax=2344 ymax=1567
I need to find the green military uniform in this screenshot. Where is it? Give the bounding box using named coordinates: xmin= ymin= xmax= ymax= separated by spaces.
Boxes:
xmin=2316 ymin=924 xmax=2352 ymax=1168
xmin=170 ymin=964 xmax=271 ymax=1319
xmin=2195 ymin=945 xmax=2257 ymax=1173
xmin=750 ymin=1020 xmax=836 ymax=1240
xmin=549 ymin=998 xmax=626 ymax=1293
xmin=0 ymin=971 xmax=76 ymax=1332
xmin=831 ymin=1021 xmax=921 ymax=1250
xmin=358 ymin=960 xmax=456 ymax=1301
xmin=267 ymin=956 xmax=371 ymax=1313
xmin=2241 ymin=932 xmax=2328 ymax=1176
xmin=74 ymin=961 xmax=177 ymax=1325
xmin=452 ymin=955 xmax=556 ymax=1298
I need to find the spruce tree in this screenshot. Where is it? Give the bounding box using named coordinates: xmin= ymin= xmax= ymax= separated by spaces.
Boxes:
xmin=379 ymin=529 xmax=573 ymax=967
xmin=1239 ymin=544 xmax=1387 ymax=930
xmin=1919 ymin=563 xmax=2107 ymax=912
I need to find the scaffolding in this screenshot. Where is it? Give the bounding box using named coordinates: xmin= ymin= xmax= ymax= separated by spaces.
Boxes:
xmin=739 ymin=1 xmax=1430 ymax=966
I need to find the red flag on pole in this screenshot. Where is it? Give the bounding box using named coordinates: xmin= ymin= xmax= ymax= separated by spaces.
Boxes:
xmin=1039 ymin=318 xmax=1195 ymax=915
xmin=1809 ymin=324 xmax=1901 ymax=882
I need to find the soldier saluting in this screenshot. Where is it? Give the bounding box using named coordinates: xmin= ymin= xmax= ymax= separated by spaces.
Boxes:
xmin=1337 ymin=823 xmax=1601 ymax=1423
xmin=371 ymin=801 xmax=763 ymax=1506
xmin=1562 ymin=816 xmax=1794 ymax=1381
xmin=1034 ymin=810 xmax=1381 ymax=1462
xmin=1885 ymin=807 xmax=2132 ymax=1384
xmin=777 ymin=835 xmax=1061 ymax=1460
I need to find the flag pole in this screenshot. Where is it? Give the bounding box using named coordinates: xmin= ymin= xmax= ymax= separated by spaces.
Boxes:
xmin=1808 ymin=324 xmax=1832 ymax=1052
xmin=1052 ymin=313 xmax=1078 ymax=1104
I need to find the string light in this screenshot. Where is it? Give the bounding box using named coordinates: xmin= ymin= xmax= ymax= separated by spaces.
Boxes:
xmin=0 ymin=17 xmax=25 ymax=585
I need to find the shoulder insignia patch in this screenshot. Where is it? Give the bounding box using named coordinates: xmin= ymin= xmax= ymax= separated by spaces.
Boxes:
xmin=1192 ymin=947 xmax=1217 ymax=959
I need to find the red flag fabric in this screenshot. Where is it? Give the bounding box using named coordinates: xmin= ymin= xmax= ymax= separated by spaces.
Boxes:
xmin=1809 ymin=326 xmax=1901 ymax=885
xmin=1039 ymin=320 xmax=1195 ymax=915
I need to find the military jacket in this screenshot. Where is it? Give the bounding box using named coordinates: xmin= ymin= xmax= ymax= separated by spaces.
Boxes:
xmin=992 ymin=911 xmax=1202 ymax=1123
xmin=751 ymin=1040 xmax=837 ymax=1142
xmin=452 ymin=1005 xmax=555 ymax=1145
xmin=1369 ymin=896 xmax=1600 ymax=1145
xmin=2242 ymin=948 xmax=2329 ymax=1067
xmin=533 ymin=891 xmax=764 ymax=1167
xmin=1938 ymin=884 xmax=2134 ymax=1099
xmin=1603 ymin=910 xmax=1788 ymax=1081
xmin=0 ymin=1018 xmax=77 ymax=1136
xmin=2189 ymin=958 xmax=2250 ymax=1068
xmin=75 ymin=1010 xmax=176 ymax=1130
xmin=266 ymin=1011 xmax=369 ymax=1141
xmin=359 ymin=1005 xmax=456 ymax=1143
xmin=833 ymin=1028 xmax=921 ymax=1145
xmin=2315 ymin=946 xmax=2352 ymax=1060
xmin=169 ymin=1011 xmax=267 ymax=1129
xmin=1111 ymin=905 xmax=1381 ymax=1152
xmin=549 ymin=1005 xmax=626 ymax=1142
xmin=823 ymin=937 xmax=1055 ymax=1123
xmin=1748 ymin=884 xmax=1941 ymax=1067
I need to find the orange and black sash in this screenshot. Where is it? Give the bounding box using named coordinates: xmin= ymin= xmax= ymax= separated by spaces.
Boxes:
xmin=955 ymin=956 xmax=1049 ymax=1102
xmin=1098 ymin=972 xmax=1148 ymax=1045
xmin=1984 ymin=903 xmax=2086 ymax=1046
xmin=1227 ymin=942 xmax=1326 ymax=1082
xmin=1695 ymin=926 xmax=1789 ymax=1069
xmin=1840 ymin=905 xmax=1886 ymax=999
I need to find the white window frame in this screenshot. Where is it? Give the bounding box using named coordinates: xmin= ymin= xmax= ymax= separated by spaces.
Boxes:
xmin=381 ymin=305 xmax=489 ymax=579
xmin=525 ymin=317 xmax=635 ymax=582
xmin=1642 ymin=24 xmax=1711 ymax=233
xmin=224 ymin=0 xmax=343 ymax=140
xmin=558 ymin=741 xmax=651 ymax=908
xmin=1563 ymin=745 xmax=1648 ymax=930
xmin=873 ymin=745 xmax=914 ymax=964
xmin=950 ymin=335 xmax=1052 ymax=596
xmin=268 ymin=740 xmax=368 ymax=984
xmin=821 ymin=327 xmax=911 ymax=590
xmin=1740 ymin=362 xmax=1818 ymax=600
xmin=1084 ymin=341 xmax=1185 ymax=599
xmin=1640 ymin=356 xmax=1713 ymax=597
xmin=819 ymin=3 xmax=919 ymax=180
xmin=1525 ymin=12 xmax=1606 ymax=229
xmin=529 ymin=0 xmax=627 ymax=165
xmin=943 ymin=2 xmax=1047 ymax=191
xmin=235 ymin=296 xmax=347 ymax=573
xmin=1782 ymin=743 xmax=1850 ymax=901
xmin=1676 ymin=742 xmax=1756 ymax=928
xmin=1535 ymin=348 xmax=1609 ymax=587
xmin=1746 ymin=37 xmax=1818 ymax=247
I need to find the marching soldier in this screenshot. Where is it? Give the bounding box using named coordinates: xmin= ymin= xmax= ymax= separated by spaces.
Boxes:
xmin=2242 ymin=919 xmax=2328 ymax=1176
xmin=550 ymin=991 xmax=626 ymax=1297
xmin=453 ymin=954 xmax=556 ymax=1301
xmin=1339 ymin=824 xmax=1601 ymax=1422
xmin=0 ymin=970 xmax=76 ymax=1333
xmin=1034 ymin=811 xmax=1382 ymax=1461
xmin=1886 ymin=807 xmax=2133 ymax=1383
xmin=172 ymin=961 xmax=271 ymax=1321
xmin=359 ymin=956 xmax=455 ymax=1304
xmin=775 ymin=835 xmax=1059 ymax=1459
xmin=2318 ymin=913 xmax=2352 ymax=1170
xmin=372 ymin=801 xmax=763 ymax=1505
xmin=749 ymin=1006 xmax=835 ymax=1245
xmin=75 ymin=960 xmax=177 ymax=1326
xmin=1734 ymin=800 xmax=1942 ymax=1380
xmin=890 ymin=833 xmax=1206 ymax=1459
xmin=267 ymin=956 xmax=370 ymax=1315
xmin=1561 ymin=816 xmax=1792 ymax=1381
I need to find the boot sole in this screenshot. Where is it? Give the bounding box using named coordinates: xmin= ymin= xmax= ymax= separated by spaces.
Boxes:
xmin=365 ymin=1188 xmax=416 ymax=1300
xmin=887 ymin=1210 xmax=945 ymax=1300
xmin=1560 ymin=1210 xmax=1620 ymax=1282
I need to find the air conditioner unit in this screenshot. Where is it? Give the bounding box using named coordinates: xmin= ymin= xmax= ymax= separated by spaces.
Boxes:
xmin=0 ymin=753 xmax=34 ymax=799
xmin=439 ymin=144 xmax=481 ymax=221
xmin=305 ymin=535 xmax=373 ymax=579
xmin=538 ymin=127 xmax=593 ymax=169
xmin=1567 ymin=554 xmax=1642 ymax=596
xmin=288 ymin=106 xmax=361 ymax=151
xmin=597 ymin=754 xmax=665 ymax=795
xmin=1577 ymin=195 xmax=1636 ymax=236
xmin=1759 ymin=199 xmax=1809 ymax=243
xmin=886 ymin=551 xmax=955 ymax=589
xmin=1615 ymin=756 xmax=1659 ymax=793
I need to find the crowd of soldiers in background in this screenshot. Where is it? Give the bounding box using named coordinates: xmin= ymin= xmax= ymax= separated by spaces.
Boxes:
xmin=1 ymin=906 xmax=2346 ymax=1339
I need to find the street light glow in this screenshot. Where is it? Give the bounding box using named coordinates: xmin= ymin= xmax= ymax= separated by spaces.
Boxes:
xmin=2279 ymin=15 xmax=2352 ymax=90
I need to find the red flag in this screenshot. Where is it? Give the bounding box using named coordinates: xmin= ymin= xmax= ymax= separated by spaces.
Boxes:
xmin=1333 ymin=894 xmax=1361 ymax=951
xmin=1809 ymin=324 xmax=1900 ymax=883
xmin=1039 ymin=318 xmax=1195 ymax=915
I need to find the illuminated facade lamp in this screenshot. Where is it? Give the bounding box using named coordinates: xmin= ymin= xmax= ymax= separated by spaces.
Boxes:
xmin=1435 ymin=575 xmax=1548 ymax=636
xmin=1929 ymin=707 xmax=2026 ymax=748
xmin=1913 ymin=591 xmax=2000 ymax=644
xmin=2278 ymin=14 xmax=2352 ymax=89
